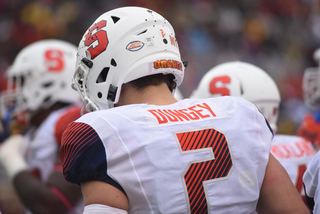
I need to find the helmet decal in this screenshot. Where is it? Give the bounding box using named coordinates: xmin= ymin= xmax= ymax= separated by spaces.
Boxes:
xmin=84 ymin=20 xmax=108 ymax=59
xmin=153 ymin=59 xmax=183 ymax=71
xmin=169 ymin=35 xmax=179 ymax=48
xmin=45 ymin=49 xmax=65 ymax=72
xmin=209 ymin=75 xmax=231 ymax=96
xmin=159 ymin=29 xmax=166 ymax=37
xmin=126 ymin=41 xmax=145 ymax=51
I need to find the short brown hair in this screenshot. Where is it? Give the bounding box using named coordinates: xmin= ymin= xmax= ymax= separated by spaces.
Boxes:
xmin=129 ymin=73 xmax=176 ymax=92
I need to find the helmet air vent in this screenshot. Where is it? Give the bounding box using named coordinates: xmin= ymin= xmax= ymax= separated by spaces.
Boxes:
xmin=137 ymin=30 xmax=147 ymax=36
xmin=111 ymin=58 xmax=117 ymax=67
xmin=111 ymin=16 xmax=120 ymax=24
xmin=96 ymin=67 xmax=109 ymax=83
xmin=42 ymin=82 xmax=53 ymax=88
xmin=43 ymin=96 xmax=51 ymax=103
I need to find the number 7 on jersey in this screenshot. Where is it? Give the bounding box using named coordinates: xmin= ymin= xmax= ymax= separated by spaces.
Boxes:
xmin=175 ymin=128 xmax=234 ymax=214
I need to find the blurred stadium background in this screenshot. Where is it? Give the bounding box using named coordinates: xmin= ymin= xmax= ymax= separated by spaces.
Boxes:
xmin=1 ymin=0 xmax=320 ymax=134
xmin=0 ymin=0 xmax=319 ymax=213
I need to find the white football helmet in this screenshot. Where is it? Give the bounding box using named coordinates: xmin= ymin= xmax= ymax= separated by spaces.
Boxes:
xmin=303 ymin=48 xmax=320 ymax=108
xmin=72 ymin=6 xmax=185 ymax=114
xmin=0 ymin=39 xmax=81 ymax=122
xmin=191 ymin=61 xmax=281 ymax=132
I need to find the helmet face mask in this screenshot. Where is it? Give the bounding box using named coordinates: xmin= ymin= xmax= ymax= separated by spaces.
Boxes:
xmin=73 ymin=6 xmax=185 ymax=114
xmin=303 ymin=48 xmax=320 ymax=109
xmin=0 ymin=39 xmax=81 ymax=124
xmin=303 ymin=67 xmax=320 ymax=108
xmin=191 ymin=61 xmax=281 ymax=133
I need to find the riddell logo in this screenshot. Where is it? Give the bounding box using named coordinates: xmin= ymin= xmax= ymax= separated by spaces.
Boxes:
xmin=126 ymin=41 xmax=144 ymax=51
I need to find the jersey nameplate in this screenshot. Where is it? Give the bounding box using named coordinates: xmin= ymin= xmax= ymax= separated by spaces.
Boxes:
xmin=143 ymin=102 xmax=227 ymax=126
xmin=271 ymin=140 xmax=316 ymax=159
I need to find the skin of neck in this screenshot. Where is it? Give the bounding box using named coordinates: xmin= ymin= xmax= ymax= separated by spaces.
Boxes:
xmin=115 ymin=82 xmax=178 ymax=107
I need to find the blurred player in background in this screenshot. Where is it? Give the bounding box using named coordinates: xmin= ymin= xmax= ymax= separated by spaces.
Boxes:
xmin=298 ymin=48 xmax=320 ymax=151
xmin=0 ymin=72 xmax=11 ymax=143
xmin=301 ymin=48 xmax=320 ymax=213
xmin=59 ymin=6 xmax=308 ymax=214
xmin=190 ymin=61 xmax=316 ymax=205
xmin=0 ymin=39 xmax=84 ymax=214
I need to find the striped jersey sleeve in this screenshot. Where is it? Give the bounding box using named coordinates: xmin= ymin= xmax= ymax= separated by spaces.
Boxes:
xmin=59 ymin=121 xmax=125 ymax=193
xmin=54 ymin=106 xmax=82 ymax=144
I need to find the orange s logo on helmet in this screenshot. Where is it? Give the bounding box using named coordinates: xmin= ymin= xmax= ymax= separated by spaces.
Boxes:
xmin=84 ymin=20 xmax=109 ymax=59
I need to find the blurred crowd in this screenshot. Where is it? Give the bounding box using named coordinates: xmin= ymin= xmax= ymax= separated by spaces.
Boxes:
xmin=1 ymin=0 xmax=320 ymax=134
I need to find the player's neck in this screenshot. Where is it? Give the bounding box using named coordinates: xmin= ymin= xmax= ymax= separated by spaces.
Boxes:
xmin=116 ymin=83 xmax=178 ymax=107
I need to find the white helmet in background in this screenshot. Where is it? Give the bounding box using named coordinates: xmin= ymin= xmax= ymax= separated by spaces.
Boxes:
xmin=303 ymin=48 xmax=320 ymax=108
xmin=0 ymin=39 xmax=80 ymax=120
xmin=191 ymin=61 xmax=281 ymax=132
xmin=72 ymin=6 xmax=185 ymax=114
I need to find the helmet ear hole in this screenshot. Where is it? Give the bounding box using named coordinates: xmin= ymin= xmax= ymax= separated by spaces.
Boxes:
xmin=96 ymin=67 xmax=109 ymax=83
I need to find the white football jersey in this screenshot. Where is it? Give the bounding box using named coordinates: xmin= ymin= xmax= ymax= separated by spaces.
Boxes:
xmin=271 ymin=134 xmax=316 ymax=200
xmin=303 ymin=150 xmax=320 ymax=213
xmin=61 ymin=97 xmax=273 ymax=214
xmin=22 ymin=105 xmax=83 ymax=214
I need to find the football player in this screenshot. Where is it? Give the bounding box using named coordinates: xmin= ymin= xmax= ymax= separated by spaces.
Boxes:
xmin=59 ymin=6 xmax=309 ymax=214
xmin=0 ymin=39 xmax=84 ymax=214
xmin=298 ymin=48 xmax=320 ymax=151
xmin=301 ymin=48 xmax=320 ymax=213
xmin=190 ymin=61 xmax=316 ymax=206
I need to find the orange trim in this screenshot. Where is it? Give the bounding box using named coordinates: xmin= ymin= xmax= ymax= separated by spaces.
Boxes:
xmin=50 ymin=186 xmax=73 ymax=211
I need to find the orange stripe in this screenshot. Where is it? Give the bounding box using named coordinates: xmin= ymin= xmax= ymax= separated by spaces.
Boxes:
xmin=198 ymin=129 xmax=210 ymax=148
xmin=191 ymin=130 xmax=202 ymax=150
xmin=62 ymin=123 xmax=97 ymax=171
xmin=180 ymin=132 xmax=189 ymax=150
xmin=183 ymin=132 xmax=193 ymax=151
xmin=210 ymin=133 xmax=224 ymax=177
xmin=189 ymin=163 xmax=208 ymax=206
xmin=186 ymin=131 xmax=197 ymax=151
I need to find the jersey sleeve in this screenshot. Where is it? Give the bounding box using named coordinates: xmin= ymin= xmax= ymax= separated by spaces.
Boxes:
xmin=59 ymin=121 xmax=125 ymax=194
xmin=54 ymin=106 xmax=82 ymax=144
